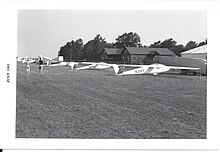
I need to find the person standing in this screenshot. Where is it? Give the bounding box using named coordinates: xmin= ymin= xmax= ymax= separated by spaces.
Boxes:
xmin=26 ymin=62 xmax=31 ymax=74
xmin=46 ymin=60 xmax=50 ymax=66
xmin=39 ymin=58 xmax=44 ymax=74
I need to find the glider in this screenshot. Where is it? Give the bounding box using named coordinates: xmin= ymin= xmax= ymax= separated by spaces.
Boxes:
xmin=49 ymin=61 xmax=68 ymax=66
xmin=73 ymin=62 xmax=114 ymax=70
xmin=44 ymin=56 xmax=67 ymax=66
xmin=49 ymin=61 xmax=114 ymax=70
xmin=17 ymin=57 xmax=36 ymax=64
xmin=112 ymin=63 xmax=200 ymax=76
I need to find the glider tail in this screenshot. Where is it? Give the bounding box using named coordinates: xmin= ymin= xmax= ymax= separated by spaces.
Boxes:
xmin=112 ymin=64 xmax=125 ymax=75
xmin=73 ymin=63 xmax=78 ymax=70
xmin=69 ymin=62 xmax=78 ymax=70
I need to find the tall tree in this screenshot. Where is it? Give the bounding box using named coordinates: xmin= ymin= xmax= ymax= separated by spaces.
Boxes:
xmin=172 ymin=44 xmax=184 ymax=56
xmin=159 ymin=38 xmax=177 ymax=49
xmin=149 ymin=41 xmax=161 ymax=48
xmin=198 ymin=38 xmax=207 ymax=47
xmin=149 ymin=38 xmax=177 ymax=49
xmin=105 ymin=42 xmax=115 ymax=48
xmin=58 ymin=42 xmax=71 ymax=61
xmin=58 ymin=38 xmax=84 ymax=61
xmin=72 ymin=38 xmax=84 ymax=61
xmin=184 ymin=41 xmax=198 ymax=51
xmin=82 ymin=34 xmax=107 ymax=61
xmin=114 ymin=32 xmax=141 ymax=48
xmin=149 ymin=38 xmax=179 ymax=56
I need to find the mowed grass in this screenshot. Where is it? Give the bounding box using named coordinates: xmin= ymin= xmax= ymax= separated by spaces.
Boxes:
xmin=16 ymin=62 xmax=206 ymax=139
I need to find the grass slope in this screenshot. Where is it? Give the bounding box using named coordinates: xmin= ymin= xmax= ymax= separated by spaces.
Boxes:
xmin=16 ymin=63 xmax=206 ymax=138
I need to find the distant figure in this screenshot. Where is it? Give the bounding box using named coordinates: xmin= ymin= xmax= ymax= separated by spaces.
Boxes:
xmin=26 ymin=62 xmax=30 ymax=74
xmin=46 ymin=60 xmax=50 ymax=66
xmin=39 ymin=58 xmax=44 ymax=74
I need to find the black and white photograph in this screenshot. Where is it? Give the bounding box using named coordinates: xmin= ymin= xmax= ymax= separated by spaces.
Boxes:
xmin=0 ymin=0 xmax=220 ymax=150
xmin=16 ymin=10 xmax=207 ymax=139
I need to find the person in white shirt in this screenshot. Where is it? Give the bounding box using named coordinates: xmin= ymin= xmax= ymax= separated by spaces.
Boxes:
xmin=26 ymin=62 xmax=30 ymax=74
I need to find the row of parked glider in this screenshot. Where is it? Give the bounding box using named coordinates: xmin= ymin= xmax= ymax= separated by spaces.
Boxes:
xmin=17 ymin=56 xmax=200 ymax=76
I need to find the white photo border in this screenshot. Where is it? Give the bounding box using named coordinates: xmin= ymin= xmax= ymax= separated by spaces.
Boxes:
xmin=0 ymin=0 xmax=219 ymax=150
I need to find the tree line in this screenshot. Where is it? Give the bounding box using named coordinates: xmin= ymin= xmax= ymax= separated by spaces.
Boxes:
xmin=58 ymin=32 xmax=207 ymax=61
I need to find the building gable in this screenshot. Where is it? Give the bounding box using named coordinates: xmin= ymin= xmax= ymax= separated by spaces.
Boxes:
xmin=103 ymin=48 xmax=124 ymax=55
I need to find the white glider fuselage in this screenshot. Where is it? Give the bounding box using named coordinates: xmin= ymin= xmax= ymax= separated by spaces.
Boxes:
xmin=49 ymin=62 xmax=68 ymax=66
xmin=75 ymin=62 xmax=113 ymax=70
xmin=19 ymin=58 xmax=36 ymax=64
xmin=114 ymin=63 xmax=200 ymax=76
xmin=116 ymin=64 xmax=170 ymax=76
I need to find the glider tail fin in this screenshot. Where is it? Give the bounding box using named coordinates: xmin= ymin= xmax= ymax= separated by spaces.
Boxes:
xmin=112 ymin=64 xmax=119 ymax=75
xmin=112 ymin=64 xmax=125 ymax=75
xmin=73 ymin=63 xmax=78 ymax=70
xmin=69 ymin=62 xmax=78 ymax=70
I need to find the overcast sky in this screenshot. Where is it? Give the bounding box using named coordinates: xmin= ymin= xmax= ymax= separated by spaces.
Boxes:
xmin=18 ymin=10 xmax=207 ymax=58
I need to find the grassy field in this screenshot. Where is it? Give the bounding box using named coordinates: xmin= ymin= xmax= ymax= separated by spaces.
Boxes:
xmin=16 ymin=62 xmax=206 ymax=139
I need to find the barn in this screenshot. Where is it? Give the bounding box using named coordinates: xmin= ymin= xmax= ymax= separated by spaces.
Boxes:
xmin=181 ymin=45 xmax=207 ymax=60
xmin=100 ymin=48 xmax=124 ymax=63
xmin=100 ymin=47 xmax=176 ymax=64
xmin=121 ymin=47 xmax=176 ymax=64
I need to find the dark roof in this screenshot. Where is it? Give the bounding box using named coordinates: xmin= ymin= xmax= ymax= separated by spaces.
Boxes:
xmin=156 ymin=48 xmax=174 ymax=55
xmin=125 ymin=47 xmax=174 ymax=55
xmin=103 ymin=48 xmax=124 ymax=55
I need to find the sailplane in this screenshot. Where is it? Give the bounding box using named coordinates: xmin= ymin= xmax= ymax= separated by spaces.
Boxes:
xmin=20 ymin=55 xmax=200 ymax=76
xmin=112 ymin=63 xmax=200 ymax=76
